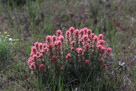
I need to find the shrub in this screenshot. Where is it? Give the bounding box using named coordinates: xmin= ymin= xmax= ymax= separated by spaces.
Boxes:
xmin=27 ymin=27 xmax=112 ymax=90
xmin=0 ymin=32 xmax=18 ymax=66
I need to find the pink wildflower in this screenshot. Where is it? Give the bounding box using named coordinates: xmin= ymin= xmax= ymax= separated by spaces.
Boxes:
xmin=43 ymin=43 xmax=47 ymax=49
xmin=93 ymin=36 xmax=98 ymax=42
xmin=98 ymin=40 xmax=105 ymax=45
xmin=97 ymin=45 xmax=102 ymax=50
xmin=34 ymin=42 xmax=39 ymax=48
xmin=31 ymin=46 xmax=37 ymax=53
xmin=80 ymin=29 xmax=84 ymax=35
xmin=60 ymin=66 xmax=64 ymax=71
xmin=83 ymin=27 xmax=88 ymax=34
xmin=52 ymin=56 xmax=57 ymax=61
xmin=38 ymin=43 xmax=43 ymax=50
xmin=107 ymin=47 xmax=112 ymax=53
xmin=71 ymin=47 xmax=74 ymax=50
xmin=39 ymin=53 xmax=44 ymax=58
xmin=33 ymin=54 xmax=37 ymax=60
xmin=90 ymin=33 xmax=95 ymax=39
xmin=71 ymin=41 xmax=76 ymax=46
xmin=56 ymin=29 xmax=62 ymax=36
xmin=59 ymin=35 xmax=64 ymax=43
xmin=30 ymin=52 xmax=34 ymax=57
xmin=40 ymin=64 xmax=45 ymax=70
xmin=46 ymin=35 xmax=52 ymax=43
xmin=87 ymin=39 xmax=90 ymax=43
xmin=54 ymin=41 xmax=59 ymax=48
xmin=65 ymin=31 xmax=71 ymax=39
xmin=77 ymin=48 xmax=83 ymax=54
xmin=87 ymin=29 xmax=92 ymax=35
xmin=52 ymin=35 xmax=57 ymax=41
xmin=29 ymin=62 xmax=36 ymax=70
xmin=66 ymin=53 xmax=72 ymax=59
xmin=99 ymin=34 xmax=104 ymax=40
xmin=84 ymin=43 xmax=90 ymax=50
xmin=48 ymin=43 xmax=53 ymax=49
xmin=40 ymin=49 xmax=45 ymax=54
xmin=74 ymin=29 xmax=79 ymax=36
xmin=28 ymin=57 xmax=33 ymax=65
xmin=58 ymin=40 xmax=62 ymax=46
xmin=100 ymin=58 xmax=104 ymax=62
xmin=85 ymin=59 xmax=90 ymax=64
xmin=100 ymin=46 xmax=106 ymax=53
xmin=69 ymin=27 xmax=75 ymax=33
xmin=103 ymin=64 xmax=107 ymax=67
xmin=54 ymin=40 xmax=62 ymax=49
xmin=82 ymin=35 xmax=88 ymax=41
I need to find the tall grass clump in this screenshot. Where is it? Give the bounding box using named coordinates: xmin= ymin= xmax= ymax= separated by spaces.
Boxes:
xmin=27 ymin=27 xmax=112 ymax=90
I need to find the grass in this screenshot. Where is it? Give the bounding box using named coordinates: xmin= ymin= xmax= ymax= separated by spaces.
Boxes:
xmin=0 ymin=0 xmax=136 ymax=90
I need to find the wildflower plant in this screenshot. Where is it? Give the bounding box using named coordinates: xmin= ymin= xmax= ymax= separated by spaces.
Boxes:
xmin=27 ymin=27 xmax=112 ymax=90
xmin=0 ymin=32 xmax=18 ymax=66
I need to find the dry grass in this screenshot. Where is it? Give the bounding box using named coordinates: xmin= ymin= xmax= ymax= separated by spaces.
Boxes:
xmin=0 ymin=0 xmax=136 ymax=90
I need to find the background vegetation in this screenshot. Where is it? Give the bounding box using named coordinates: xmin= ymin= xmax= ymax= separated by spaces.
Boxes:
xmin=0 ymin=0 xmax=136 ymax=90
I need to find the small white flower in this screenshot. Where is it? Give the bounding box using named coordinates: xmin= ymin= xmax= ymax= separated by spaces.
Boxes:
xmin=9 ymin=38 xmax=13 ymax=41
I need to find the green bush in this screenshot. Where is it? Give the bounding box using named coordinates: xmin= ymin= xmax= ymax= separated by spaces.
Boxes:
xmin=0 ymin=32 xmax=18 ymax=66
xmin=0 ymin=40 xmax=10 ymax=65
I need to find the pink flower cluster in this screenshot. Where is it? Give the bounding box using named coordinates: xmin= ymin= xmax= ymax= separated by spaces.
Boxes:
xmin=27 ymin=27 xmax=112 ymax=71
